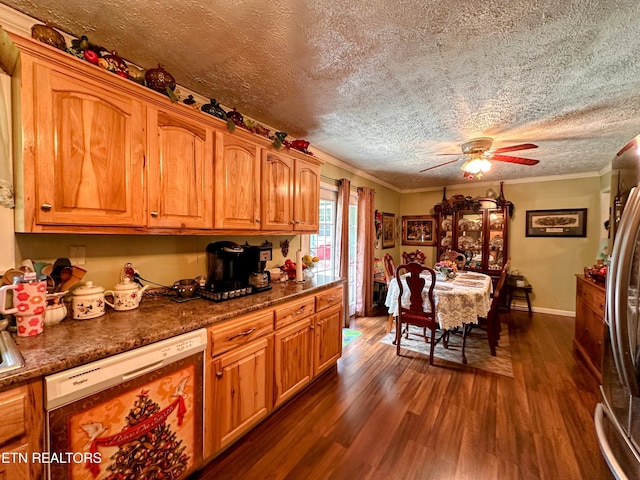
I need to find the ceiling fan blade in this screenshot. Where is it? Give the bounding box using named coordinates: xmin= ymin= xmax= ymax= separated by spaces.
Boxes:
xmin=492 ymin=143 xmax=538 ymax=154
xmin=419 ymin=158 xmax=460 ymax=173
xmin=492 ymin=154 xmax=540 ymax=166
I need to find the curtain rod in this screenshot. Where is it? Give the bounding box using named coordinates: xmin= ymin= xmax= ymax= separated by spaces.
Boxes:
xmin=320 ymin=174 xmax=359 ymax=191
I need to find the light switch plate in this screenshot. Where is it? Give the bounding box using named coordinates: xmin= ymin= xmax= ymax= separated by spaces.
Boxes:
xmin=69 ymin=245 xmax=86 ymax=265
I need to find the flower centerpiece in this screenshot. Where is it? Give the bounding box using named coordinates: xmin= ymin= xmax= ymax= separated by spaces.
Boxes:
xmin=434 ymin=260 xmax=457 ymax=279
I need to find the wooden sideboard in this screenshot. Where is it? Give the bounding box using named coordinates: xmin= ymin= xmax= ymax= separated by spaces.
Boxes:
xmin=574 ymin=275 xmax=606 ymax=381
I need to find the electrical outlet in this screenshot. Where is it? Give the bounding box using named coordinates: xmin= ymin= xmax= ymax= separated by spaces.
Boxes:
xmin=69 ymin=245 xmax=86 ymax=265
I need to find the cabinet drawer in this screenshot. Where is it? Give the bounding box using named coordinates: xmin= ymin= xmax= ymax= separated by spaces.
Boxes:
xmin=275 ymin=296 xmax=315 ymax=329
xmin=210 ymin=310 xmax=274 ymax=357
xmin=316 ymin=286 xmax=343 ymax=313
xmin=0 ymin=387 xmax=27 ymax=445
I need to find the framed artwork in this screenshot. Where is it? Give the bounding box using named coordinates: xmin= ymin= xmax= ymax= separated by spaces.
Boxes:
xmin=402 ymin=215 xmax=436 ymax=246
xmin=382 ymin=212 xmax=396 ymax=248
xmin=525 ymin=208 xmax=587 ymax=237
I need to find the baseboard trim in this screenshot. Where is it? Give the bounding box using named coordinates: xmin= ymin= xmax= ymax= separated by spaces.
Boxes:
xmin=509 ymin=303 xmax=575 ymax=317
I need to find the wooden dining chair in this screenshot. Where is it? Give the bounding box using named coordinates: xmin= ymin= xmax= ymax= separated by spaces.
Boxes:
xmin=440 ymin=250 xmax=466 ymax=270
xmin=460 ymin=266 xmax=509 ymax=362
xmin=394 ymin=262 xmax=441 ymax=364
xmin=401 ymin=249 xmax=426 ymax=265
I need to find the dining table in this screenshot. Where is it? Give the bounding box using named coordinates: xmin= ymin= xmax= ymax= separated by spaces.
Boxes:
xmin=384 ymin=270 xmax=493 ymax=331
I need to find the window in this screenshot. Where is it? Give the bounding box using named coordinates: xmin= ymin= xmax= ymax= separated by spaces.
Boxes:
xmin=304 ymin=183 xmax=358 ymax=316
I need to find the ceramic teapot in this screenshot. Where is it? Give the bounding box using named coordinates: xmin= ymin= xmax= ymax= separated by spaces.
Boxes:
xmin=104 ymin=277 xmax=149 ymax=311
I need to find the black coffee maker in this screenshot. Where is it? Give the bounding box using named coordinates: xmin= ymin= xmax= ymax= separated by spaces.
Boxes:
xmin=205 ymin=241 xmax=247 ymax=292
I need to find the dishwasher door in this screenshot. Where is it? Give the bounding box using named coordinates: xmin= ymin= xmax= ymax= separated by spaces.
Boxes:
xmin=45 ymin=329 xmax=207 ymax=480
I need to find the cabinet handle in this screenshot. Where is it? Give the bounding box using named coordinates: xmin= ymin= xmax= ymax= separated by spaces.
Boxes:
xmin=216 ymin=371 xmax=223 ymax=378
xmin=40 ymin=203 xmax=52 ymax=212
xmin=290 ymin=220 xmax=295 ymax=224
xmin=256 ymin=217 xmax=261 ymax=223
xmin=327 ymin=297 xmax=335 ymax=302
xmin=225 ymin=328 xmax=256 ymax=341
xmin=293 ymin=306 xmax=306 ymax=316
xmin=294 ymin=220 xmax=301 ymax=224
xmin=150 ymin=211 xmax=159 ymax=217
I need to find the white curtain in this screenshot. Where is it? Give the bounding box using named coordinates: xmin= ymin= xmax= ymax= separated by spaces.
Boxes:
xmin=356 ymin=186 xmax=375 ymax=317
xmin=335 ymin=178 xmax=350 ymax=326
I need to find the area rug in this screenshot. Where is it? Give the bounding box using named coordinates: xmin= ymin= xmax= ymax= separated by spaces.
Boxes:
xmin=380 ymin=325 xmax=514 ymax=378
xmin=342 ymin=328 xmax=362 ymax=347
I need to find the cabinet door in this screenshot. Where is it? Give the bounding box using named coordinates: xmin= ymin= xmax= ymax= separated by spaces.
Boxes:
xmin=274 ymin=318 xmax=313 ymax=407
xmin=487 ymin=209 xmax=506 ymax=272
xmin=457 ymin=210 xmax=484 ymax=271
xmin=210 ymin=336 xmax=272 ymax=450
xmin=214 ymin=131 xmax=261 ymax=230
xmin=32 ymin=62 xmax=145 ymax=227
xmin=313 ymin=303 xmax=343 ymax=376
xmin=293 ymin=158 xmax=320 ymax=232
xmin=147 ymin=109 xmax=214 ymax=229
xmin=261 ymin=150 xmax=294 ymax=230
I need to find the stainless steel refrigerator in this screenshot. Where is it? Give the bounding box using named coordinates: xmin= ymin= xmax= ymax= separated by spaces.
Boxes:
xmin=596 ymin=146 xmax=640 ymax=478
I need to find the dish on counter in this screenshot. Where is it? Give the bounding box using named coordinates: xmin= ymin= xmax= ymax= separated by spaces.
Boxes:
xmin=441 ymin=236 xmax=452 ymax=247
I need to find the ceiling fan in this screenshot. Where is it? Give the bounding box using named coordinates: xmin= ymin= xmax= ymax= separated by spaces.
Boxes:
xmin=420 ymin=137 xmax=540 ymax=179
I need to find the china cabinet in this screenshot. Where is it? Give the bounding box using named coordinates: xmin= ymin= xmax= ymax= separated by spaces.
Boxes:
xmin=434 ymin=190 xmax=512 ymax=280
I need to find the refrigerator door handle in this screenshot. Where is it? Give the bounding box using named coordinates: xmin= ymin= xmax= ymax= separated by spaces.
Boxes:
xmin=595 ymin=403 xmax=631 ymax=480
xmin=607 ymin=186 xmax=640 ymax=397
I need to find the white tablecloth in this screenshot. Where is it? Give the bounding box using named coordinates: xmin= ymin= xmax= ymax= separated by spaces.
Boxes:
xmin=385 ymin=271 xmax=493 ymax=330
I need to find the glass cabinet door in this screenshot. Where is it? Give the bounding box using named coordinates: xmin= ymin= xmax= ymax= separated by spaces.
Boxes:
xmin=457 ymin=211 xmax=484 ymax=270
xmin=439 ymin=214 xmax=454 ymax=257
xmin=488 ymin=210 xmax=505 ymax=271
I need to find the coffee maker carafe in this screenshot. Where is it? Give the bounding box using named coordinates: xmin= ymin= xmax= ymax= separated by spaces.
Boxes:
xmin=244 ymin=244 xmax=273 ymax=292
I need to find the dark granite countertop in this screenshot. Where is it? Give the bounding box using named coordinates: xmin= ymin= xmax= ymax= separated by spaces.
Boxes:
xmin=0 ymin=276 xmax=345 ymax=389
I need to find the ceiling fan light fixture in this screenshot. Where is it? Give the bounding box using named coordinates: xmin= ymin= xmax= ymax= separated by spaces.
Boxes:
xmin=461 ymin=154 xmax=492 ymax=175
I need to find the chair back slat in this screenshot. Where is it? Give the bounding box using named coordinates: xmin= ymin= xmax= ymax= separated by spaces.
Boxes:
xmin=383 ymin=254 xmax=396 ymax=283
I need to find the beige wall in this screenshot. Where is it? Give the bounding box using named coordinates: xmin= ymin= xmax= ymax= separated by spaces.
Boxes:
xmin=401 ymin=177 xmax=603 ymax=314
xmin=12 ymin=171 xmax=601 ymax=315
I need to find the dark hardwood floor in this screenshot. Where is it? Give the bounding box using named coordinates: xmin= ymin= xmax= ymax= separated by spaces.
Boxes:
xmin=193 ymin=310 xmax=613 ymax=479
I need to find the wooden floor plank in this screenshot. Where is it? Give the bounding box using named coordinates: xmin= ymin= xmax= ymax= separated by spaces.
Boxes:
xmin=194 ymin=310 xmax=614 ymax=480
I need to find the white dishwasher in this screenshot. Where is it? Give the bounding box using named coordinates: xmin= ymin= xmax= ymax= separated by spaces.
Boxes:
xmin=45 ymin=329 xmax=207 ymax=480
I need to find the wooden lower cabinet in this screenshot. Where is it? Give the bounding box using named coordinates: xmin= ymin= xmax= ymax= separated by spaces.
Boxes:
xmin=574 ymin=275 xmax=606 ymax=381
xmin=0 ymin=379 xmax=44 ymax=480
xmin=205 ymin=285 xmax=344 ymax=460
xmin=314 ymin=303 xmax=343 ymax=376
xmin=207 ymin=336 xmax=273 ymax=453
xmin=274 ymin=318 xmax=313 ymax=407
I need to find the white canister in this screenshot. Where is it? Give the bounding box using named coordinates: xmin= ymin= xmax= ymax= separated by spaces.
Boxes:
xmin=72 ymin=281 xmax=106 ymax=320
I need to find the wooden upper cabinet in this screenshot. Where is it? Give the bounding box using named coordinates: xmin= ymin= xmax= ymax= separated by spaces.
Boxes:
xmin=214 ymin=131 xmax=261 ymax=230
xmin=261 ymin=150 xmax=294 ymax=230
xmin=28 ymin=58 xmax=145 ymax=228
xmin=147 ymin=109 xmax=214 ymax=229
xmin=294 ymin=157 xmax=320 ymax=231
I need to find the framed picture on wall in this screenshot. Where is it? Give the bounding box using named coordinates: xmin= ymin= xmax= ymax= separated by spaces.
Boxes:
xmin=402 ymin=215 xmax=436 ymax=246
xmin=525 ymin=208 xmax=587 ymax=237
xmin=382 ymin=212 xmax=396 ymax=248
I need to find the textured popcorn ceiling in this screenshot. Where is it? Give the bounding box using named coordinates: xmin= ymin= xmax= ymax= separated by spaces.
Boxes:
xmin=3 ymin=0 xmax=640 ymax=190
